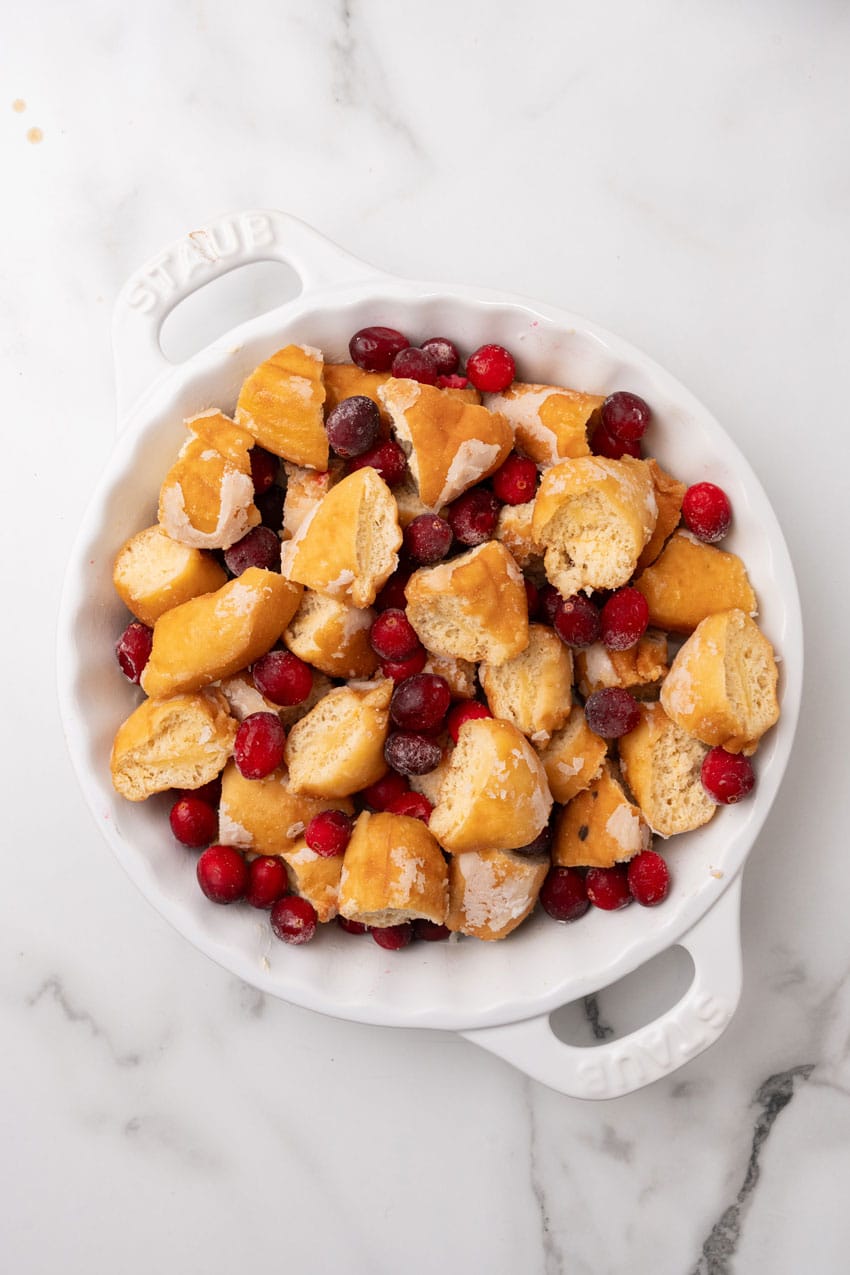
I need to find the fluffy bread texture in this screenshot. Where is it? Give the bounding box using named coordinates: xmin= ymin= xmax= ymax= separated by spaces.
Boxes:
xmin=218 ymin=762 xmax=354 ymax=855
xmin=338 ymin=811 xmax=448 ymax=927
xmin=636 ymin=459 xmax=687 ymax=571
xmin=110 ymin=688 xmax=236 ymax=802
xmin=284 ymin=589 xmax=379 ymax=679
xmin=535 ymin=704 xmax=608 ymax=804
xmin=408 ymin=743 xmax=454 ymax=807
xmin=483 ymin=382 xmax=602 ymax=466
xmin=447 ymin=848 xmax=548 ymax=941
xmin=633 ymin=531 xmax=757 ymax=633
xmin=552 ymin=762 xmax=651 ymax=868
xmin=284 ymin=680 xmax=393 ymax=797
xmin=619 ymin=702 xmax=716 ymax=837
xmin=158 ymin=410 xmax=260 ymax=550
xmin=235 ymin=344 xmax=328 ymax=470
xmin=421 ymin=653 xmax=477 ymax=700
xmin=281 ymin=461 xmax=344 ymax=541
xmin=112 ymin=524 xmax=227 ymax=627
xmin=575 ymin=631 xmax=669 ymax=699
xmin=494 ymin=500 xmax=544 ymax=575
xmin=479 ymin=623 xmax=573 ymax=744
xmin=660 ymin=608 xmax=780 ymax=754
xmin=280 ymin=838 xmax=343 ymax=922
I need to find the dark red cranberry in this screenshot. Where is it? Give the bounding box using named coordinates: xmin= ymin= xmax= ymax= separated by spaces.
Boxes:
xmin=466 ymin=343 xmax=516 ymax=393
xmin=701 ymin=747 xmax=755 ymax=803
xmin=601 ymin=391 xmax=651 ymax=443
xmin=437 ymin=374 xmax=471 ymax=390
xmin=446 ymin=700 xmax=493 ymax=744
xmin=252 ymin=649 xmax=313 ymax=706
xmin=349 ymin=325 xmax=410 ymax=372
xmin=362 ymin=771 xmax=411 ymax=810
xmin=169 ymin=795 xmax=218 ymax=848
xmin=348 ymin=439 xmax=407 ymax=486
xmin=372 ymin=923 xmax=413 ymax=950
xmin=369 ymin=609 xmax=421 ymax=661
xmin=585 ymin=865 xmax=632 ymax=911
xmin=600 ymin=588 xmax=650 ymax=651
xmin=374 ymin=566 xmax=412 ymax=611
xmin=584 ymin=688 xmax=641 ymax=738
xmin=421 ymin=337 xmax=460 ymax=375
xmin=304 ymin=810 xmax=353 ymax=858
xmin=513 ymin=823 xmax=553 ymax=856
xmin=384 ymin=731 xmax=443 ymax=776
xmin=404 ymin=514 xmax=453 ymax=564
xmin=386 ymin=791 xmax=433 ymax=823
xmin=337 ymin=915 xmax=370 ymax=935
xmin=255 ymin=484 xmax=286 ymax=531
xmin=181 ymin=776 xmax=222 ymax=806
xmin=224 ymin=525 xmax=281 ymax=575
xmin=270 ymin=895 xmax=318 ymax=944
xmin=627 ymin=851 xmax=670 ymax=906
xmin=246 ymin=856 xmax=289 ymax=909
xmin=491 ymin=453 xmax=538 ymax=505
xmin=391 ymin=346 xmax=439 ymax=384
xmin=326 ymin=395 xmax=381 ymax=459
xmin=524 ymin=577 xmax=540 ymax=618
xmin=116 ymin=620 xmax=153 ymax=684
xmin=380 ymin=648 xmax=427 ymax=682
xmin=234 ymin=712 xmax=287 ymax=779
xmin=590 ymin=421 xmax=642 ymax=460
xmin=554 ymin=594 xmax=601 ymax=648
xmin=539 ymin=867 xmax=590 ymax=921
xmin=196 ymin=845 xmax=248 ymax=903
xmin=538 ymin=584 xmax=563 ymax=626
xmin=682 ymin=482 xmax=732 ymax=543
xmin=249 ymin=446 xmax=279 ymax=494
xmin=413 ymin=918 xmax=451 ymax=941
xmin=447 ymin=487 xmax=501 ymax=546
xmin=390 ymin=674 xmax=451 ymax=732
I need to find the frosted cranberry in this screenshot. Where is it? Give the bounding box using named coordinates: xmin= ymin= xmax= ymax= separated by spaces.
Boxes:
xmin=413 ymin=919 xmax=451 ymax=941
xmin=524 ymin=577 xmax=540 ymax=618
xmin=513 ymin=823 xmax=553 ymax=856
xmin=437 ymin=373 xmax=471 ymax=390
xmin=554 ymin=594 xmax=601 ymax=648
xmin=224 ymin=526 xmax=280 ymax=575
xmin=585 ymin=687 xmax=640 ymax=738
xmin=253 ymin=649 xmax=313 ymax=706
xmin=601 ymin=391 xmax=651 ymax=443
xmin=586 ymin=866 xmax=632 ymax=911
xmin=682 ymin=482 xmax=732 ymax=543
xmin=362 ymin=771 xmax=410 ymax=810
xmin=538 ymin=584 xmax=563 ymax=626
xmin=372 ymin=923 xmax=413 ymax=950
xmin=181 ymin=776 xmax=222 ymax=806
xmin=386 ymin=791 xmax=433 ymax=823
xmin=169 ymin=795 xmax=218 ymax=848
xmin=391 ymin=346 xmax=439 ymax=385
xmin=384 ymin=731 xmax=443 ymax=775
xmin=446 ymin=700 xmax=493 ymax=743
xmin=404 ymin=514 xmax=453 ymax=564
xmin=701 ymin=747 xmax=755 ymax=803
xmin=447 ymin=487 xmax=501 ymax=546
xmin=348 ymin=439 xmax=407 ymax=486
xmin=540 ymin=867 xmax=590 ymax=921
xmin=337 ymin=915 xmax=369 ymax=935
xmin=370 ymin=609 xmax=420 ymax=661
xmin=326 ymin=395 xmax=381 ymax=458
xmin=492 ymin=453 xmax=538 ymax=505
xmin=590 ymin=421 xmax=642 ymax=460
xmin=255 ymin=484 xmax=285 ymax=531
xmin=249 ymin=446 xmax=279 ymax=494
xmin=600 ymin=588 xmax=650 ymax=651
xmin=246 ymin=856 xmax=289 ymax=909
xmin=374 ymin=566 xmax=412 ymax=611
xmin=116 ymin=620 xmax=152 ymax=683
xmin=381 ymin=648 xmax=427 ymax=681
xmin=421 ymin=337 xmax=460 ymax=375
xmin=349 ymin=325 xmax=409 ymax=372
xmin=390 ymin=673 xmax=451 ymax=732
xmin=304 ymin=810 xmax=353 ymax=858
xmin=196 ymin=845 xmax=248 ymax=903
xmin=627 ymin=851 xmax=670 ymax=906
xmin=466 ymin=343 xmax=516 ymax=392
xmin=270 ymin=895 xmax=318 ymax=944
xmin=234 ymin=712 xmax=287 ymax=779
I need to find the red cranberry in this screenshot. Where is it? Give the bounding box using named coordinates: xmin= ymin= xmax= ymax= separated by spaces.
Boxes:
xmin=390 ymin=673 xmax=451 ymax=732
xmin=246 ymin=856 xmax=289 ymax=909
xmin=538 ymin=584 xmax=563 ymax=626
xmin=585 ymin=866 xmax=632 ymax=911
xmin=554 ymin=594 xmax=601 ymax=648
xmin=181 ymin=776 xmax=222 ymax=806
xmin=372 ymin=923 xmax=413 ymax=950
xmin=600 ymin=588 xmax=650 ymax=651
xmin=447 ymin=487 xmax=501 ymax=546
xmin=446 ymin=700 xmax=493 ymax=744
xmin=337 ymin=915 xmax=370 ymax=935
xmin=386 ymin=791 xmax=433 ymax=823
xmin=270 ymin=895 xmax=318 ymax=944
xmin=524 ymin=577 xmax=540 ymax=618
xmin=249 ymin=446 xmax=279 ymax=494
xmin=421 ymin=337 xmax=460 ymax=375
xmin=253 ymin=649 xmax=313 ymax=706
xmin=370 ymin=609 xmax=421 ymax=661
xmin=627 ymin=851 xmax=670 ymax=906
xmin=437 ymin=373 xmax=471 ymax=390
xmin=326 ymin=395 xmax=382 ymax=458
xmin=384 ymin=731 xmax=443 ymax=775
xmin=466 ymin=343 xmax=516 ymax=393
xmin=362 ymin=771 xmax=411 ymax=810
xmin=224 ymin=525 xmax=281 ymax=575
xmin=374 ymin=566 xmax=412 ymax=612
xmin=513 ymin=823 xmax=553 ymax=856
xmin=255 ymin=484 xmax=286 ymax=531
xmin=304 ymin=810 xmax=353 ymax=858
xmin=234 ymin=712 xmax=287 ymax=779
xmin=682 ymin=482 xmax=732 ymax=543
xmin=413 ymin=918 xmax=451 ymax=941
xmin=701 ymin=747 xmax=755 ymax=803
xmin=349 ymin=325 xmax=410 ymax=372
xmin=116 ymin=620 xmax=153 ymax=684
xmin=540 ymin=867 xmax=590 ymax=921
xmin=348 ymin=439 xmax=407 ymax=486
xmin=491 ymin=453 xmax=538 ymax=505
xmin=196 ymin=845 xmax=248 ymax=903
xmin=590 ymin=420 xmax=642 ymax=459
xmin=404 ymin=514 xmax=453 ymax=564
xmin=584 ymin=687 xmax=641 ymax=738
xmin=391 ymin=346 xmax=439 ymax=385
xmin=601 ymin=391 xmax=651 ymax=443
xmin=381 ymin=648 xmax=427 ymax=682
xmin=169 ymin=795 xmax=218 ymax=848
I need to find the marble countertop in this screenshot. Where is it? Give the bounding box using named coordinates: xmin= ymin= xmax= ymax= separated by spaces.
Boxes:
xmin=4 ymin=2 xmax=849 ymax=1271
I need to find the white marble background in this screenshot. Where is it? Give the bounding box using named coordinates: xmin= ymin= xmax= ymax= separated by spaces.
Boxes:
xmin=3 ymin=1 xmax=849 ymax=1271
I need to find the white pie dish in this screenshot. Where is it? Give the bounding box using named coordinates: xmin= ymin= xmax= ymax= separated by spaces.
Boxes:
xmin=57 ymin=209 xmax=802 ymax=1099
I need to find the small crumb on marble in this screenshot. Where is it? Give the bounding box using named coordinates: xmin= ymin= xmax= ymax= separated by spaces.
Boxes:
xmin=12 ymin=98 xmax=26 ymax=113
xmin=26 ymin=127 xmax=43 ymax=144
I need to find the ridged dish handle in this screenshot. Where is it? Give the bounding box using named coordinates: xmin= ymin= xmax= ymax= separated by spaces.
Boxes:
xmin=112 ymin=208 xmax=384 ymax=419
xmin=461 ymin=875 xmax=742 ymax=1100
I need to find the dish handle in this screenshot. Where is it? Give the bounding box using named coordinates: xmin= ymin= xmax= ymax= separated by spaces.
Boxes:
xmin=460 ymin=875 xmax=742 ymax=1100
xmin=112 ymin=208 xmax=386 ymax=420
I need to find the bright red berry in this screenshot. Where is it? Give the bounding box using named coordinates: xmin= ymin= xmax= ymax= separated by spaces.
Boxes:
xmin=682 ymin=482 xmax=732 ymax=543
xmin=447 ymin=487 xmax=501 ymax=546
xmin=348 ymin=439 xmax=407 ymax=486
xmin=600 ymin=588 xmax=650 ymax=651
xmin=224 ymin=526 xmax=281 ymax=575
xmin=169 ymin=795 xmax=218 ymax=848
xmin=196 ymin=845 xmax=248 ymax=903
xmin=404 ymin=514 xmax=453 ymax=564
xmin=390 ymin=674 xmax=451 ymax=732
xmin=539 ymin=867 xmax=590 ymax=922
xmin=246 ymin=856 xmax=289 ymax=909
xmin=627 ymin=851 xmax=670 ymax=906
xmin=380 ymin=648 xmax=428 ymax=681
xmin=372 ymin=923 xmax=413 ymax=951
xmin=304 ymin=810 xmax=353 ymax=858
xmin=391 ymin=346 xmax=440 ymax=384
xmin=585 ymin=866 xmax=632 ymax=911
xmin=362 ymin=771 xmax=411 ymax=810
xmin=249 ymin=446 xmax=279 ymax=494
xmin=384 ymin=731 xmax=443 ymax=775
xmin=589 ymin=421 xmax=642 ymax=460
xmin=584 ymin=687 xmax=641 ymax=738
xmin=252 ymin=649 xmax=313 ymax=706
xmin=466 ymin=343 xmax=516 ymax=393
xmin=325 ymin=395 xmax=382 ymax=458
xmin=369 ymin=609 xmax=421 ymax=661
xmin=234 ymin=712 xmax=287 ymax=779
xmin=116 ymin=620 xmax=153 ymax=684
xmin=600 ymin=391 xmax=651 ymax=443
xmin=413 ymin=919 xmax=451 ymax=940
xmin=701 ymin=747 xmax=755 ymax=803
xmin=337 ymin=915 xmax=370 ymax=935
xmin=491 ymin=453 xmax=538 ymax=505
xmin=349 ymin=325 xmax=410 ymax=372
xmin=437 ymin=373 xmax=471 ymax=390
xmin=421 ymin=337 xmax=460 ymax=375
xmin=553 ymin=594 xmax=601 ymax=648
xmin=446 ymin=700 xmax=493 ymax=743
xmin=386 ymin=791 xmax=433 ymax=823
xmin=270 ymin=895 xmax=318 ymax=944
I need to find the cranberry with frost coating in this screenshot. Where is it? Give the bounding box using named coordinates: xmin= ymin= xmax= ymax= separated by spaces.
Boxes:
xmin=413 ymin=919 xmax=451 ymax=941
xmin=246 ymin=856 xmax=289 ymax=909
xmin=390 ymin=673 xmax=451 ymax=732
xmin=491 ymin=453 xmax=538 ymax=505
xmin=326 ymin=395 xmax=381 ymax=458
xmin=404 ymin=514 xmax=453 ymax=565
xmin=348 ymin=439 xmax=407 ymax=486
xmin=249 ymin=446 xmax=279 ymax=494
xmin=370 ymin=608 xmax=420 ymax=661
xmin=446 ymin=700 xmax=493 ymax=744
xmin=270 ymin=895 xmax=318 ymax=944
xmin=116 ymin=620 xmax=153 ymax=684
xmin=538 ymin=584 xmax=563 ymax=626
xmin=585 ymin=865 xmax=632 ymax=911
xmin=391 ymin=346 xmax=440 ymax=385
xmin=600 ymin=391 xmax=651 ymax=443
xmin=384 ymin=731 xmax=443 ymax=776
xmin=349 ymin=325 xmax=410 ymax=372
xmin=253 ymin=649 xmax=313 ymax=706
xmin=386 ymin=791 xmax=433 ymax=823
xmin=554 ymin=594 xmax=601 ymax=649
xmin=627 ymin=851 xmax=670 ymax=906
xmin=224 ymin=525 xmax=281 ymax=575
xmin=701 ymin=747 xmax=755 ymax=803
xmin=466 ymin=343 xmax=516 ymax=393
xmin=372 ymin=922 xmax=413 ymax=950
xmin=589 ymin=421 xmax=642 ymax=460
xmin=196 ymin=845 xmax=248 ymax=904
xmin=380 ymin=648 xmax=427 ymax=682
xmin=304 ymin=810 xmax=353 ymax=858
xmin=234 ymin=712 xmax=287 ymax=779
xmin=600 ymin=588 xmax=650 ymax=651
xmin=447 ymin=487 xmax=501 ymax=546
xmin=540 ymin=867 xmax=590 ymax=922
xmin=682 ymin=482 xmax=732 ymax=543
xmin=584 ymin=687 xmax=641 ymax=738
xmin=337 ymin=915 xmax=369 ymax=935
xmin=169 ymin=795 xmax=218 ymax=848
xmin=362 ymin=771 xmax=411 ymax=810
xmin=421 ymin=337 xmax=460 ymax=375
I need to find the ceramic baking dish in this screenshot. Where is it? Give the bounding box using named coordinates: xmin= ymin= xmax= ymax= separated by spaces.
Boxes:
xmin=57 ymin=209 xmax=802 ymax=1099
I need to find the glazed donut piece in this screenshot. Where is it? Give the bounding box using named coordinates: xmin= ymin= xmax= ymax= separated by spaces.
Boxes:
xmin=575 ymin=631 xmax=669 ymax=700
xmin=479 ymin=623 xmax=573 ymax=745
xmin=235 ymin=344 xmax=328 ymax=471
xmin=218 ymin=668 xmax=333 ymax=728
xmin=110 ymin=688 xmax=236 ymax=802
xmin=284 ymin=590 xmax=379 ymax=680
xmin=447 ymin=848 xmax=549 ymax=941
xmin=112 ymin=524 xmax=227 ymax=627
xmin=280 ymin=838 xmax=344 ymax=923
xmin=218 ymin=762 xmax=354 ymax=855
xmin=158 ymin=410 xmax=260 ymax=550
xmin=338 ymin=811 xmax=449 ymax=927
xmin=633 ymin=531 xmax=757 ymax=634
xmin=284 ymin=680 xmax=393 ymax=798
xmin=635 ymin=458 xmax=687 ymax=572
xmin=483 ymin=382 xmax=602 ymax=466
xmin=552 ymin=762 xmax=651 ymax=868
xmin=618 ymin=701 xmax=716 ymax=837
xmin=535 ymin=704 xmax=608 ymax=804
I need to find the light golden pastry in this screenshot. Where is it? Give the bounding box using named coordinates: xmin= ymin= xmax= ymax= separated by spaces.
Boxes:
xmin=575 ymin=631 xmax=669 ymax=699
xmin=421 ymin=653 xmax=477 ymax=700
xmin=479 ymin=623 xmax=573 ymax=744
xmin=140 ymin=568 xmax=303 ymax=699
xmin=110 ymin=689 xmax=236 ymax=802
xmin=404 ymin=540 xmax=529 ymax=666
xmin=429 ymin=717 xmax=552 ymax=854
xmin=532 ymin=455 xmax=657 ymax=597
xmin=636 ymin=458 xmax=686 ymax=571
xmin=378 ymin=378 xmax=512 ymax=509
xmin=281 ymin=461 xmax=344 ymax=541
xmin=158 ymin=410 xmax=260 ymax=550
xmin=280 ymin=466 xmax=402 ymax=608
xmin=535 ymin=704 xmax=608 ymax=803
xmin=392 ymin=472 xmax=445 ymax=528
xmin=323 ymin=362 xmax=391 ymax=423
xmin=218 ymin=762 xmax=354 ymax=855
xmin=112 ymin=524 xmax=227 ymax=627
xmin=618 ymin=702 xmax=716 ymax=836
xmin=279 ymin=838 xmax=343 ymax=922
xmin=284 ymin=590 xmax=379 ymax=679
xmin=284 ymin=680 xmax=393 ymax=798
xmin=552 ymin=762 xmax=651 ymax=868
xmin=447 ymin=848 xmax=548 ymax=941
xmin=633 ymin=531 xmax=757 ymax=634
xmin=337 ymin=811 xmax=449 ymax=927
xmin=660 ymin=608 xmax=779 ymax=754
xmin=218 ymin=668 xmax=332 ymax=728
xmin=235 ymin=344 xmax=328 ymax=470
xmin=483 ymin=382 xmax=602 ymax=465
xmin=494 ymin=500 xmax=544 ymax=575
xmin=408 ymin=742 xmax=454 ymax=807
